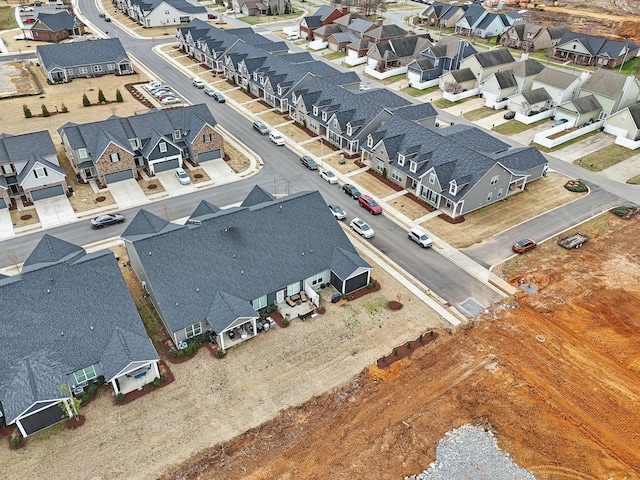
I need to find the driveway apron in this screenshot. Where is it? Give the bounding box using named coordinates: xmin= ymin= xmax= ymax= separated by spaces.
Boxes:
xmin=34 ymin=196 xmax=76 ymax=229
xmin=0 ymin=208 xmax=14 ymax=239
xmin=108 ymin=179 xmax=148 ymax=209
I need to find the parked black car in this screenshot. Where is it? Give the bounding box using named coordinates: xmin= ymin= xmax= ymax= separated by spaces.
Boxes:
xmin=300 ymin=155 xmax=318 ymax=170
xmin=342 ymin=183 xmax=361 ymax=199
xmin=503 ymin=111 xmax=516 ymax=120
xmin=90 ymin=213 xmax=125 ymax=229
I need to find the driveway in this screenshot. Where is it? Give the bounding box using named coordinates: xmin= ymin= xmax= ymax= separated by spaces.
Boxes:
xmin=34 ymin=196 xmax=76 ymax=229
xmin=200 ymin=158 xmax=240 ymax=186
xmin=155 ymin=170 xmax=197 ymax=196
xmin=0 ymin=208 xmax=13 ymax=240
xmin=108 ymin=179 xmax=148 ymax=209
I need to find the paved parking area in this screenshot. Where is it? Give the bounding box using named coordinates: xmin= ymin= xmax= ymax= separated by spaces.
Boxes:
xmin=108 ymin=179 xmax=148 ymax=209
xmin=199 ymin=159 xmax=239 ymax=186
xmin=155 ymin=170 xmax=197 ymax=196
xmin=34 ymin=196 xmax=76 ymax=229
xmin=0 ymin=209 xmax=13 ymax=240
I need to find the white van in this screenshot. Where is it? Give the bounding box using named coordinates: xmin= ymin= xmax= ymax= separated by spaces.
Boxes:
xmin=287 ymin=32 xmax=300 ymax=41
xmin=269 ymin=130 xmax=285 ymax=146
xmin=408 ymin=226 xmax=433 ymax=248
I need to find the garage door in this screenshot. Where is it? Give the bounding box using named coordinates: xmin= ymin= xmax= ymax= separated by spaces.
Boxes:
xmin=105 ymin=170 xmax=134 ymax=184
xmin=19 ymin=403 xmax=65 ymax=436
xmin=345 ymin=272 xmax=369 ymax=294
xmin=198 ymin=149 xmax=222 ymax=162
xmin=603 ymin=124 xmax=628 ymax=138
xmin=0 ymin=198 xmax=6 ymax=209
xmin=153 ymin=159 xmax=180 ymax=173
xmin=31 ymin=185 xmax=64 ymax=201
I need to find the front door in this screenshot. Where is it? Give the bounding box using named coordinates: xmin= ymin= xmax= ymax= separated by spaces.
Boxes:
xmin=276 ymin=289 xmax=285 ymax=304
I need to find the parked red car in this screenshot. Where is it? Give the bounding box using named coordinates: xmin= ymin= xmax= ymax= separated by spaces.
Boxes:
xmin=512 ymin=238 xmax=537 ymax=254
xmin=358 ymin=195 xmax=382 ymax=215
xmin=207 ymin=13 xmax=217 ymax=19
xmin=24 ymin=18 xmax=36 ymax=24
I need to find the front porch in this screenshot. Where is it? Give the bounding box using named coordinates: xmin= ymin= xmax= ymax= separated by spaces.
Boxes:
xmin=112 ymin=361 xmax=160 ymax=395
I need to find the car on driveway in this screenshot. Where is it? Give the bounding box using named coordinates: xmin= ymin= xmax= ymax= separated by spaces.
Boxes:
xmin=300 ymin=156 xmax=317 ymax=170
xmin=24 ymin=18 xmax=35 ymax=23
xmin=512 ymin=238 xmax=537 ymax=254
xmin=145 ymin=81 xmax=167 ymax=92
xmin=328 ymin=202 xmax=346 ymax=220
xmin=253 ymin=120 xmax=269 ymax=135
xmin=503 ymin=111 xmax=516 ymax=120
xmin=358 ymin=195 xmax=382 ymax=214
xmin=319 ymin=169 xmax=338 ymax=184
xmin=342 ymin=183 xmax=361 ymax=199
xmin=269 ymin=130 xmax=285 ymax=146
xmin=175 ymin=167 xmax=191 ymax=185
xmin=20 ymin=6 xmax=34 ymax=11
xmin=207 ymin=13 xmax=217 ymax=19
xmin=192 ymin=78 xmax=205 ymax=88
xmin=161 ymin=96 xmax=181 ymax=105
xmin=553 ymin=118 xmax=569 ymax=127
xmin=350 ymin=217 xmax=374 ymax=238
xmin=91 ymin=213 xmax=125 ymax=229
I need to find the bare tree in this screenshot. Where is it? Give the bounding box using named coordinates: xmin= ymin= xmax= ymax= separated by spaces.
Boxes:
xmin=442 ymin=81 xmax=463 ymax=94
xmin=160 ymin=201 xmax=173 ymax=221
xmin=4 ymin=249 xmax=23 ymax=274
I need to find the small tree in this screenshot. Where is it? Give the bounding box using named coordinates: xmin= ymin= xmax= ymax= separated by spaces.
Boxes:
xmin=442 ymin=81 xmax=463 ymax=94
xmin=61 ymin=102 xmax=68 ymax=113
xmin=41 ymin=104 xmax=50 ymax=117
xmin=98 ymin=89 xmax=106 ymax=103
xmin=59 ymin=384 xmax=82 ymax=420
xmin=115 ymin=89 xmax=123 ymax=102
xmin=82 ymin=93 xmax=90 ymax=107
xmin=23 ymin=104 xmax=32 ymax=118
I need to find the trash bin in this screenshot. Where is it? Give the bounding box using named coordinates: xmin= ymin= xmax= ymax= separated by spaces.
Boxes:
xmin=331 ymin=293 xmax=342 ymax=303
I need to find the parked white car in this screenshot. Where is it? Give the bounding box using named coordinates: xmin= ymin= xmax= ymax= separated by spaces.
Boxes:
xmin=145 ymin=81 xmax=165 ymax=91
xmin=192 ymin=78 xmax=205 ymax=88
xmin=161 ymin=96 xmax=181 ymax=105
xmin=175 ymin=167 xmax=191 ymax=185
xmin=319 ymin=169 xmax=338 ymax=184
xmin=407 ymin=226 xmax=433 ymax=248
xmin=269 ymin=130 xmax=285 ymax=146
xmin=350 ymin=218 xmax=374 ymax=239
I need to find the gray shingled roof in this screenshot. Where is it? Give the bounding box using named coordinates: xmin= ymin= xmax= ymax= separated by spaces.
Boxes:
xmin=0 ymin=131 xmax=57 ymax=165
xmin=129 ymin=0 xmax=205 ymax=14
xmin=123 ymin=189 xmax=370 ymax=334
xmin=364 ymin=24 xmax=407 ymax=41
xmin=533 ymin=67 xmax=579 ymax=89
xmin=555 ymin=31 xmax=639 ymax=59
xmin=37 ymin=38 xmax=130 ymax=70
xmin=473 ymin=48 xmax=515 ymax=68
xmin=628 ymin=103 xmax=640 ymax=128
xmin=33 ymin=11 xmax=76 ymax=31
xmin=208 ymin=292 xmax=259 ymax=334
xmin=580 ymin=69 xmax=629 ymax=98
xmin=511 ymin=58 xmax=544 ymax=78
xmin=0 ymin=240 xmax=158 ymax=424
xmin=493 ymin=70 xmax=517 ymax=89
xmin=521 ymin=87 xmax=551 ymax=104
xmin=450 ymin=68 xmax=476 ymax=83
xmin=569 ymin=94 xmax=602 ymax=114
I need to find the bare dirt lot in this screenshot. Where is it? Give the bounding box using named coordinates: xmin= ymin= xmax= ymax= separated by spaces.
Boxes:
xmin=160 ymin=212 xmax=640 ymax=480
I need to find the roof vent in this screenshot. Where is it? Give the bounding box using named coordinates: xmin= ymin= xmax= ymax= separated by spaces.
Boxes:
xmin=233 ymin=254 xmax=236 ymax=258
xmin=47 ymin=289 xmax=51 ymax=294
xmin=310 ymin=249 xmax=313 ymax=253
xmin=61 ymin=331 xmax=64 ymax=336
xmin=90 ymin=326 xmax=94 ymax=331
xmin=175 ymin=302 xmax=179 ymax=306
xmin=196 ymin=287 xmax=200 ymax=292
xmin=148 ymin=252 xmax=152 ymax=256
xmin=241 ymin=270 xmax=244 ymax=275
xmin=302 ymin=252 xmax=305 ymax=256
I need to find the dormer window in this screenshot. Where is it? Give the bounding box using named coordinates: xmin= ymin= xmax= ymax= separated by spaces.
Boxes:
xmin=260 ymin=77 xmax=265 ymax=85
xmin=278 ymin=85 xmax=282 ymax=95
xmin=429 ymin=172 xmax=436 ymax=184
xmin=398 ymin=154 xmax=405 ymax=166
xmin=174 ymin=130 xmax=181 ymax=140
xmin=449 ymin=181 xmax=457 ymax=195
xmin=253 ymin=72 xmax=257 ymax=80
xmin=346 ymin=125 xmax=353 ymax=136
xmin=78 ymin=148 xmax=88 ymax=159
xmin=367 ymin=136 xmax=373 ymax=148
xmin=292 ymin=93 xmax=297 ymax=104
xmin=313 ymin=106 xmax=318 ymax=116
xmin=159 ymin=142 xmax=167 ymax=153
xmin=322 ymin=112 xmax=327 ymax=121
xmin=410 ymin=161 xmax=417 ymax=173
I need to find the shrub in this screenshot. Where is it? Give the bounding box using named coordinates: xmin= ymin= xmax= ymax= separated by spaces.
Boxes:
xmin=381 ymin=355 xmax=386 ymax=363
xmin=177 ymin=350 xmax=185 ymax=358
xmin=116 ymin=393 xmax=125 ymax=402
xmin=153 ymin=377 xmax=161 ymax=386
xmin=23 ymin=104 xmax=32 ymax=118
xmin=116 ymin=89 xmax=123 ymax=102
xmin=613 ymin=205 xmax=637 ymax=217
xmin=216 ymin=348 xmax=224 ymax=358
xmin=82 ymin=94 xmax=90 ymax=107
xmin=41 ymin=104 xmax=50 ymax=117
xmin=184 ymin=341 xmax=198 ymax=356
xmin=169 ymin=348 xmax=177 ymax=357
xmin=283 ymin=317 xmax=290 ymax=325
xmin=419 ymin=334 xmax=424 ymax=343
xmin=98 ymin=89 xmax=106 ymax=103
xmin=160 ymin=373 xmax=168 ymax=382
xmin=88 ymin=384 xmax=97 ymax=396
xmin=10 ymin=435 xmax=21 ymax=447
xmin=565 ymin=180 xmax=587 ymax=192
xmin=429 ymin=330 xmax=434 ymax=337
xmin=81 ymin=393 xmax=91 ymax=403
xmin=382 ymin=168 xmax=387 ymax=179
xmin=393 ymin=348 xmax=398 ymax=357
xmin=61 ymin=102 xmax=68 ymax=113
xmin=406 ymin=342 xmax=411 ymax=349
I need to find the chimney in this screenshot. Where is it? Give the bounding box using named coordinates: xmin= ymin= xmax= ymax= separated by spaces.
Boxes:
xmin=341 ymin=6 xmax=349 ymax=14
xmin=376 ymin=18 xmax=383 ymax=27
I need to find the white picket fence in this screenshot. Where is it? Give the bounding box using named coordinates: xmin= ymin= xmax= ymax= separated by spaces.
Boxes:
xmin=533 ymin=120 xmax=603 ymax=149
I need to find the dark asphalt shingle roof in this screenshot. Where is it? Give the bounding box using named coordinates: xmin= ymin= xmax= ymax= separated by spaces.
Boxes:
xmin=472 ymin=48 xmax=515 ymax=68
xmin=37 ymin=38 xmax=130 ymax=71
xmin=580 ymin=69 xmax=629 ymax=98
xmin=521 ymin=87 xmax=551 ymax=104
xmin=123 ymin=189 xmax=370 ymax=334
xmin=0 ymin=240 xmax=158 ymax=424
xmin=33 ymin=11 xmax=76 ymax=31
xmin=450 ymin=68 xmax=476 ymax=83
xmin=568 ymin=94 xmax=602 ymax=114
xmin=533 ymin=67 xmax=579 ymax=89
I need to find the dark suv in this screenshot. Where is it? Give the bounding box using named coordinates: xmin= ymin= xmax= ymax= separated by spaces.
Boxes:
xmin=342 ymin=183 xmax=361 ymax=199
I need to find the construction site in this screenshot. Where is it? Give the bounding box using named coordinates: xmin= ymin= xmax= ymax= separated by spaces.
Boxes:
xmin=157 ymin=206 xmax=640 ymax=480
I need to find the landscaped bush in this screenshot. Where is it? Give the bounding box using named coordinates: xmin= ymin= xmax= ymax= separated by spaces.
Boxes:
xmin=82 ymin=94 xmax=90 ymax=107
xmin=23 ymin=104 xmax=32 ymax=118
xmin=41 ymin=104 xmax=50 ymax=117
xmin=61 ymin=102 xmax=68 ymax=113
xmin=565 ymin=179 xmax=587 ymax=192
xmin=98 ymin=89 xmax=106 ymax=103
xmin=612 ymin=205 xmax=638 ymax=217
xmin=116 ymin=393 xmax=125 ymax=402
xmin=116 ymin=89 xmax=123 ymax=102
xmin=153 ymin=377 xmax=161 ymax=386
xmin=184 ymin=341 xmax=198 ymax=356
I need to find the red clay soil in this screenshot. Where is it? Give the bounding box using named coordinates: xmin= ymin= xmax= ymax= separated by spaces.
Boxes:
xmin=65 ymin=414 xmax=85 ymax=431
xmin=387 ymin=300 xmax=403 ymax=311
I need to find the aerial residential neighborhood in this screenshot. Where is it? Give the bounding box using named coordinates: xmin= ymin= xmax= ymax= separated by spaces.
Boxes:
xmin=1 ymin=0 xmax=640 ymax=478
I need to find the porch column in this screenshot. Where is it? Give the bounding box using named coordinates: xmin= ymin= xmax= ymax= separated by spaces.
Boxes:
xmin=151 ymin=361 xmax=160 ymax=380
xmin=219 ymin=335 xmax=225 ymax=352
xmin=252 ymin=318 xmax=257 ymax=337
xmin=63 ymin=397 xmax=74 ymax=418
xmin=16 ymin=420 xmax=27 ymax=438
xmin=111 ymin=378 xmax=120 ymax=395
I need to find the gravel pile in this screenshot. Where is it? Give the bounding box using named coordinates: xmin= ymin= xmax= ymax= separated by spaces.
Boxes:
xmin=405 ymin=424 xmax=536 ymax=480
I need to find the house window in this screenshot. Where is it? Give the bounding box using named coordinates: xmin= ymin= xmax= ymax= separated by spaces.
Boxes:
xmin=252 ymin=295 xmax=267 ymax=310
xmin=159 ymin=142 xmax=167 ymax=153
xmin=322 ymin=112 xmax=327 ymax=121
xmin=398 ymin=154 xmax=405 ymax=166
xmin=110 ymin=153 xmax=120 ymax=163
xmin=429 ymin=172 xmax=436 ymax=184
xmin=497 ymin=188 xmax=503 ymax=198
xmin=377 ymin=160 xmax=384 ymax=172
xmin=129 ymin=138 xmax=139 ymax=150
xmin=1 ymin=163 xmax=15 ymax=174
xmin=165 ymin=9 xmax=170 ymax=14
xmin=73 ymin=365 xmax=97 ymax=385
xmin=79 ymin=67 xmax=88 ymax=74
xmin=391 ymin=169 xmax=403 ymax=182
xmin=286 ymin=282 xmax=300 ymax=295
xmin=346 ymin=125 xmax=352 ymax=136
xmin=34 ymin=167 xmax=48 ymax=178
xmin=203 ymin=133 xmax=212 ymax=143
xmin=185 ymin=322 xmax=201 ymax=339
xmin=313 ymin=106 xmax=318 ymax=116
xmin=487 ymin=192 xmax=493 ymax=201
xmin=174 ymin=130 xmax=181 ymax=140
xmin=410 ymin=161 xmax=417 ymax=173
xmin=107 ymin=63 xmax=115 ymax=71
xmin=79 ymin=148 xmax=88 ymax=159
xmin=310 ymin=273 xmax=323 ymax=285
xmin=449 ymin=182 xmax=456 ymax=195
xmin=277 ymin=86 xmax=282 ymax=95
xmin=65 ymin=68 xmax=73 ymax=76
xmin=367 ymin=136 xmax=373 ymax=147
xmin=93 ymin=65 xmax=103 ymax=73
xmin=333 ymin=119 xmax=338 ymax=128
xmin=490 ymin=174 xmax=499 ymax=185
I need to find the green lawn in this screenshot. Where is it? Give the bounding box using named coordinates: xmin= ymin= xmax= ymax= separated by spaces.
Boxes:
xmin=324 ymin=51 xmax=346 ymax=61
xmin=627 ymin=175 xmax=640 ymax=185
xmin=0 ymin=6 xmax=17 ymax=30
xmin=618 ymin=56 xmax=640 ymax=77
xmin=463 ymin=107 xmax=497 ymax=121
xmin=577 ymin=144 xmax=638 ymax=171
xmin=432 ymin=97 xmax=471 ymax=108
xmin=534 ymin=129 xmax=600 ymax=153
xmin=493 ymin=117 xmax=550 ymax=135
xmin=363 ymin=72 xmax=405 ymax=85
xmin=401 ymin=85 xmax=438 ymax=97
